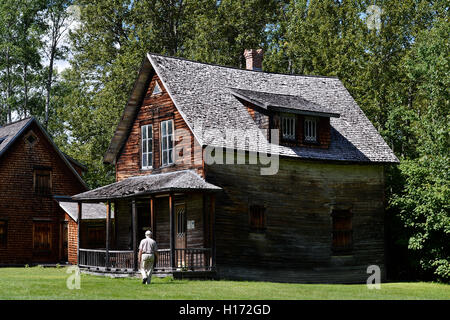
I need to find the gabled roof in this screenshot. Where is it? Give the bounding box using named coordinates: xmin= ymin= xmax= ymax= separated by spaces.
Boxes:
xmin=72 ymin=170 xmax=221 ymax=201
xmin=104 ymin=53 xmax=398 ymax=164
xmin=0 ymin=117 xmax=88 ymax=188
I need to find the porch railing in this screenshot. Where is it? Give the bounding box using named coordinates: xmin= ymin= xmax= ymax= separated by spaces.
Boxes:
xmin=79 ymin=248 xmax=212 ymax=271
xmin=79 ymin=249 xmax=134 ymax=270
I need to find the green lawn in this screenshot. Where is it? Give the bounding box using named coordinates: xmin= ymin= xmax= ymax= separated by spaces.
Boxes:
xmin=0 ymin=267 xmax=448 ymax=300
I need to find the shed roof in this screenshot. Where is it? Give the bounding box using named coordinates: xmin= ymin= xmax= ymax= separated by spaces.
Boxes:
xmin=58 ymin=201 xmax=113 ymax=222
xmin=104 ymin=53 xmax=398 ymax=164
xmin=229 ymin=87 xmax=340 ymax=118
xmin=72 ymin=170 xmax=221 ymax=201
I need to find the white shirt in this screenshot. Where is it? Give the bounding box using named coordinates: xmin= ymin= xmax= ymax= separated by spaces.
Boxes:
xmin=139 ymin=237 xmax=157 ymax=254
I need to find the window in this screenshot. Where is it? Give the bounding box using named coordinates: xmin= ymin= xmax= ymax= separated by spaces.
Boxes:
xmin=281 ymin=114 xmax=296 ymax=141
xmin=34 ymin=169 xmax=52 ymax=195
xmin=0 ymin=220 xmax=7 ymax=248
xmin=331 ymin=210 xmax=353 ymax=254
xmin=304 ymin=117 xmax=318 ymax=143
xmin=152 ymin=82 xmax=162 ymax=95
xmin=249 ymin=205 xmax=266 ymax=232
xmin=160 ymin=120 xmax=174 ymax=166
xmin=141 ymin=124 xmax=153 ymax=169
xmin=176 ymin=206 xmax=186 ymax=236
xmin=25 ymin=131 xmax=37 ymax=146
xmin=33 ymin=222 xmax=52 ymax=251
xmin=87 ymin=225 xmax=105 ymax=248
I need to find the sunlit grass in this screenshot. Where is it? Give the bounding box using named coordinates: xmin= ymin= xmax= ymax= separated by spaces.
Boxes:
xmin=0 ymin=267 xmax=448 ymax=300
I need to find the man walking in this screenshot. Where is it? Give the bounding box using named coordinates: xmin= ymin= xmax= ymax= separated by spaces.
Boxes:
xmin=138 ymin=230 xmax=158 ymax=284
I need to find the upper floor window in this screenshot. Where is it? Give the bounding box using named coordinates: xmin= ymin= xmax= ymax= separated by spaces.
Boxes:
xmin=161 ymin=120 xmax=174 ymax=166
xmin=141 ymin=124 xmax=153 ymax=169
xmin=34 ymin=169 xmax=52 ymax=195
xmin=281 ymin=114 xmax=296 ymax=141
xmin=304 ymin=117 xmax=318 ymax=143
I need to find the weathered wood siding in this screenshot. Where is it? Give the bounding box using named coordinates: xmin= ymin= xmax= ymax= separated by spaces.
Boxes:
xmin=206 ymin=153 xmax=385 ymax=283
xmin=116 ymin=73 xmax=204 ymax=181
xmin=0 ymin=121 xmax=86 ymax=265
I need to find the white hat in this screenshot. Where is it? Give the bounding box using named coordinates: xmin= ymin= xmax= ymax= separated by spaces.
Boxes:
xmin=145 ymin=230 xmax=152 ymax=236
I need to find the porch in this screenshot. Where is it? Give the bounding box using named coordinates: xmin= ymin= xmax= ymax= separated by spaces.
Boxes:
xmin=71 ymin=170 xmax=221 ymax=277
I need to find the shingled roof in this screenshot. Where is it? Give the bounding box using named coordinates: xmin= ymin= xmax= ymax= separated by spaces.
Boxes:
xmin=104 ymin=53 xmax=398 ymax=164
xmin=229 ymin=87 xmax=340 ymax=118
xmin=0 ymin=117 xmax=87 ymax=188
xmin=72 ymin=170 xmax=221 ymax=201
xmin=58 ymin=201 xmax=114 ymax=221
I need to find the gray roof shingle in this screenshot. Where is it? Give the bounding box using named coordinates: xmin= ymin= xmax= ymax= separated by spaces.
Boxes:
xmin=58 ymin=201 xmax=114 ymax=221
xmin=72 ymin=170 xmax=221 ymax=201
xmin=104 ymin=53 xmax=398 ymax=164
xmin=228 ymin=87 xmax=340 ymax=117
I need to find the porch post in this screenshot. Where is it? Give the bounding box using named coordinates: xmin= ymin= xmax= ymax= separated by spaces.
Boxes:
xmin=132 ymin=198 xmax=137 ymax=271
xmin=169 ymin=193 xmax=175 ymax=269
xmin=77 ymin=201 xmax=82 ymax=265
xmin=105 ymin=200 xmax=111 ymax=268
xmin=150 ymin=196 xmax=155 ymax=236
xmin=210 ymin=194 xmax=216 ymax=269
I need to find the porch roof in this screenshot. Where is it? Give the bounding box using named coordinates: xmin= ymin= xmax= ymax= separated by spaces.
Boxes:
xmin=58 ymin=201 xmax=114 ymax=222
xmin=72 ymin=170 xmax=221 ymax=201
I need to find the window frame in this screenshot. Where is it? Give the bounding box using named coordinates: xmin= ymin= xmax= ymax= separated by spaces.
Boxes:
xmin=33 ymin=221 xmax=53 ymax=252
xmin=141 ymin=124 xmax=153 ymax=170
xmin=304 ymin=116 xmax=318 ymax=143
xmin=280 ymin=113 xmax=296 ymax=141
xmin=0 ymin=220 xmax=7 ymax=248
xmin=33 ymin=168 xmax=52 ymax=195
xmin=160 ymin=119 xmax=174 ymax=167
xmin=331 ymin=210 xmax=353 ymax=254
xmin=152 ymin=82 xmax=162 ymax=95
xmin=249 ymin=204 xmax=266 ymax=233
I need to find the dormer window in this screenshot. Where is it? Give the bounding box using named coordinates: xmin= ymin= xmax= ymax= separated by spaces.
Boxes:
xmin=281 ymin=113 xmax=296 ymax=141
xmin=304 ymin=117 xmax=318 ymax=143
xmin=152 ymin=82 xmax=162 ymax=95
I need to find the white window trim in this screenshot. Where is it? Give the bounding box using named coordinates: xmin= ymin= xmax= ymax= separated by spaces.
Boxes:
xmin=160 ymin=119 xmax=174 ymax=166
xmin=152 ymin=82 xmax=162 ymax=95
xmin=281 ymin=114 xmax=296 ymax=141
xmin=304 ymin=117 xmax=318 ymax=143
xmin=141 ymin=124 xmax=153 ymax=169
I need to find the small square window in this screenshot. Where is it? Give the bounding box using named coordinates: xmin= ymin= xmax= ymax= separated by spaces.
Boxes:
xmin=25 ymin=131 xmax=38 ymax=146
xmin=249 ymin=205 xmax=266 ymax=232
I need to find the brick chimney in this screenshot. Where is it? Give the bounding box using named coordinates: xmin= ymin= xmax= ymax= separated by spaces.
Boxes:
xmin=244 ymin=49 xmax=263 ymax=71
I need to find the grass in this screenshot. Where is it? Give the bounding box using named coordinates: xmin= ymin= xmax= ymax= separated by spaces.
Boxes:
xmin=0 ymin=267 xmax=448 ymax=300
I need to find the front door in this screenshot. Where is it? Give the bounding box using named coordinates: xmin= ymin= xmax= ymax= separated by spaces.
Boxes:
xmin=175 ymin=202 xmax=186 ymax=267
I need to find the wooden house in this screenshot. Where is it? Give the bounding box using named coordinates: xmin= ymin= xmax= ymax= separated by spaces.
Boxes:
xmin=0 ymin=117 xmax=88 ymax=265
xmin=72 ymin=51 xmax=398 ymax=283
